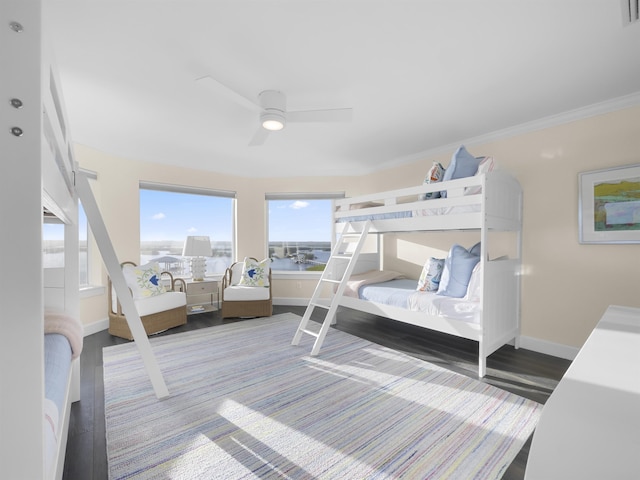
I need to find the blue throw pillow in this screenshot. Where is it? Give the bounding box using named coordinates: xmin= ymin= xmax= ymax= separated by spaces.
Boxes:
xmin=469 ymin=241 xmax=482 ymax=257
xmin=441 ymin=145 xmax=481 ymax=198
xmin=437 ymin=244 xmax=481 ymax=298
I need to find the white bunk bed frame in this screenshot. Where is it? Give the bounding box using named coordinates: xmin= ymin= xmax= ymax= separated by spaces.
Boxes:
xmin=333 ymin=170 xmax=523 ymax=377
xmin=2 ymin=6 xmax=172 ymax=477
xmin=2 ymin=3 xmax=80 ymax=479
xmin=2 ymin=5 xmax=168 ymax=479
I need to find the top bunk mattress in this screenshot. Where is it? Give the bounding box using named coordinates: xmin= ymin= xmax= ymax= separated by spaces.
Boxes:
xmin=337 ymin=205 xmax=481 ymax=223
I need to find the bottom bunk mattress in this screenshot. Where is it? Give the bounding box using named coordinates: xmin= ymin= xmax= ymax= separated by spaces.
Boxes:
xmin=43 ymin=311 xmax=83 ymax=477
xmin=355 ymin=278 xmax=481 ymax=324
xmin=44 ymin=333 xmax=73 ymax=474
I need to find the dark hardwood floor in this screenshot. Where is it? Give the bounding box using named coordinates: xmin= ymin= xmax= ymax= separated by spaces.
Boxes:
xmin=63 ymin=306 xmax=571 ymax=480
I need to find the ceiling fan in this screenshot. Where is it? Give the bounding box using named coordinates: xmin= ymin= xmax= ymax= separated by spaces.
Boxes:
xmin=196 ymin=75 xmax=353 ymax=146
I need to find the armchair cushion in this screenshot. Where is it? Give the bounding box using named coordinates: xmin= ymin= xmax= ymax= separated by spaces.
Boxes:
xmin=110 ymin=287 xmax=186 ymax=314
xmin=134 ymin=291 xmax=186 ymax=317
xmin=223 ymin=285 xmax=271 ymax=302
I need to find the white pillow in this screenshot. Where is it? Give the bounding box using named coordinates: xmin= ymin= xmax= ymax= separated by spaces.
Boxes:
xmin=122 ymin=262 xmax=166 ymax=299
xmin=463 ymin=263 xmax=483 ymax=302
xmin=238 ymin=257 xmax=271 ymax=287
xmin=465 ymin=156 xmax=496 ymax=195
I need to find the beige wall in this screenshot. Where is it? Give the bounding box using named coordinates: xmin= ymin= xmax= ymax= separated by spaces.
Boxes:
xmin=78 ymin=105 xmax=640 ymax=350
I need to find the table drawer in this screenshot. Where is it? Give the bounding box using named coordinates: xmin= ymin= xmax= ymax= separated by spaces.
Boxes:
xmin=187 ymin=281 xmax=216 ymax=294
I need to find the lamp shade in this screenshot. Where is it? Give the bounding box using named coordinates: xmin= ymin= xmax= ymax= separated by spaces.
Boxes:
xmin=182 ymin=236 xmax=212 ymax=257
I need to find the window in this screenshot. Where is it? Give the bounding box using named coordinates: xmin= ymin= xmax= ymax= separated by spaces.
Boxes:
xmin=139 ymin=183 xmax=235 ymax=277
xmin=266 ymin=193 xmax=343 ymax=272
xmin=79 ymin=201 xmax=89 ymax=286
xmin=42 ymin=220 xmax=64 ymax=268
xmin=78 ymin=169 xmax=97 ymax=289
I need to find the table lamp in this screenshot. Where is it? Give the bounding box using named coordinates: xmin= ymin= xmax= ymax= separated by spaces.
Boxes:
xmin=182 ymin=235 xmax=212 ymax=281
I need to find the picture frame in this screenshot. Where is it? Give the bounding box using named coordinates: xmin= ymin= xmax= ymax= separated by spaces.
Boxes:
xmin=579 ymin=164 xmax=640 ymax=244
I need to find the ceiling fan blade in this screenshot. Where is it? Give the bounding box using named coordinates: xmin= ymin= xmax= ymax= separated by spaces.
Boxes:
xmin=248 ymin=126 xmax=270 ymax=146
xmin=287 ymin=108 xmax=353 ymax=123
xmin=195 ymin=75 xmax=260 ymax=112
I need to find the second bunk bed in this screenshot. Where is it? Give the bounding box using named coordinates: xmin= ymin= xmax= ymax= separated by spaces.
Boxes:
xmin=332 ymin=159 xmax=523 ymax=378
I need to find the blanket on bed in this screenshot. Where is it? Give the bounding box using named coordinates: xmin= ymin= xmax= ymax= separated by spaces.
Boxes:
xmin=45 ymin=311 xmax=84 ymax=359
xmin=344 ymin=270 xmax=406 ymax=297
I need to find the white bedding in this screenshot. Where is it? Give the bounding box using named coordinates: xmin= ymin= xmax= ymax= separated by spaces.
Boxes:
xmin=413 ymin=204 xmax=481 ymax=217
xmin=407 ymin=290 xmax=481 ymax=324
xmin=351 ymin=271 xmax=482 ymax=325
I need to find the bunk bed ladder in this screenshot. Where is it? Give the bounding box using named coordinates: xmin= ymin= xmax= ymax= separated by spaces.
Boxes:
xmin=292 ymin=220 xmax=371 ymax=355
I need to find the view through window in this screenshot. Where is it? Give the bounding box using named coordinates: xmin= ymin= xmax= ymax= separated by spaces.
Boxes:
xmin=43 ymin=221 xmax=64 ymax=268
xmin=140 ymin=186 xmax=234 ymax=277
xmin=43 ymin=203 xmax=89 ymax=286
xmin=267 ymin=196 xmax=338 ymax=272
xmin=79 ymin=202 xmax=88 ymax=285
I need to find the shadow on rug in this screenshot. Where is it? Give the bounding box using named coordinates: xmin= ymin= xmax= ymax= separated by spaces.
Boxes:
xmin=103 ymin=313 xmax=541 ymax=479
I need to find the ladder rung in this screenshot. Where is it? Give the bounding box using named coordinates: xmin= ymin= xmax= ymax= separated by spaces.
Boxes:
xmin=321 ymin=278 xmax=341 ymax=284
xmin=301 ymin=328 xmax=320 ymax=338
xmin=310 ymin=301 xmax=329 ymax=309
xmin=331 ymin=254 xmax=351 ymax=259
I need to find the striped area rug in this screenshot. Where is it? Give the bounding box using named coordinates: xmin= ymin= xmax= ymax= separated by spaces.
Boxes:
xmin=103 ymin=313 xmax=541 ymax=479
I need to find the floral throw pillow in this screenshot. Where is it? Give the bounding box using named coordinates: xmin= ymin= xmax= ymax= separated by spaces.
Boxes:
xmin=416 ymin=257 xmax=445 ymax=292
xmin=122 ymin=262 xmax=166 ymax=299
xmin=238 ymin=257 xmax=270 ymax=287
xmin=418 ymin=162 xmax=446 ymax=200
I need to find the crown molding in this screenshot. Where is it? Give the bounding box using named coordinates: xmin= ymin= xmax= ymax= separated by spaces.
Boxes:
xmin=390 ymin=91 xmax=640 ymax=169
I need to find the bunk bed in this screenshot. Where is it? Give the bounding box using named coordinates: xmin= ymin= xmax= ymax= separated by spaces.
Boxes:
xmin=333 ymin=167 xmax=523 ymax=377
xmin=2 ymin=3 xmax=82 ymax=478
xmin=40 ymin=44 xmax=83 ymax=480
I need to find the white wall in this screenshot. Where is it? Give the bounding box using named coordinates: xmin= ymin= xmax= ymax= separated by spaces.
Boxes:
xmin=78 ymin=104 xmax=640 ymax=351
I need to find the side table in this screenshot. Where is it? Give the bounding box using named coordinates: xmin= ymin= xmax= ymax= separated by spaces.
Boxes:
xmin=176 ymin=278 xmax=218 ymax=315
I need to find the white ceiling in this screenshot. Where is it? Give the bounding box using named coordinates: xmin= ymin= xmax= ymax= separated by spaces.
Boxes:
xmin=46 ymin=1 xmax=640 ymax=178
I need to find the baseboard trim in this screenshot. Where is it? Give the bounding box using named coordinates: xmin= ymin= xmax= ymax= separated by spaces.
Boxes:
xmin=519 ymin=335 xmax=578 ymax=361
xmin=83 ymin=318 xmax=109 ymax=336
xmin=273 ymin=297 xmax=310 ymax=307
xmin=85 ymin=303 xmax=579 ymax=361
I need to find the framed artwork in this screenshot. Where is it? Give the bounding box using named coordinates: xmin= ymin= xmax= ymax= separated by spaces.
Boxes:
xmin=579 ymin=164 xmax=640 ymax=244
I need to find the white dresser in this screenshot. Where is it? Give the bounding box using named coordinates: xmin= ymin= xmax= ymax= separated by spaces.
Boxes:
xmin=525 ymin=305 xmax=640 ymax=479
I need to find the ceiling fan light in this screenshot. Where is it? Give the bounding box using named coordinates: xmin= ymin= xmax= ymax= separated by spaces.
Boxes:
xmin=261 ymin=112 xmax=285 ymax=131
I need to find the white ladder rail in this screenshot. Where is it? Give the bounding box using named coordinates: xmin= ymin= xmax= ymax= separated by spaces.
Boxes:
xmin=292 ymin=221 xmax=371 ymax=355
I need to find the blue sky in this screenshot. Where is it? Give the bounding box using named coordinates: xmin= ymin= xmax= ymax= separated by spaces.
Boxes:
xmin=139 ymin=191 xmax=332 ymax=243
xmin=43 ymin=192 xmax=332 ymax=243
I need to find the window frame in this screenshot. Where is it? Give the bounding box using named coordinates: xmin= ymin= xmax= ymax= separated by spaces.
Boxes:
xmin=265 ymin=192 xmax=344 ymax=277
xmin=139 ymin=181 xmax=236 ymax=279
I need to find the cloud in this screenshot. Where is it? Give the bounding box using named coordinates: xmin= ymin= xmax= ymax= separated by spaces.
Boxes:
xmin=187 ymin=227 xmax=198 ymax=233
xmin=152 ymin=212 xmax=166 ymax=220
xmin=290 ymin=201 xmax=309 ymax=210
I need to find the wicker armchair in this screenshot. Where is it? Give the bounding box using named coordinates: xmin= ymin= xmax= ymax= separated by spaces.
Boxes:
xmin=108 ymin=261 xmax=187 ymax=340
xmin=221 ymin=258 xmax=272 ymax=319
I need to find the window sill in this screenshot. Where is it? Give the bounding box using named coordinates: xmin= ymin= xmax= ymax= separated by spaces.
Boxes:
xmin=272 ymin=271 xmax=322 ymax=281
xmin=79 ymin=285 xmax=105 ymax=298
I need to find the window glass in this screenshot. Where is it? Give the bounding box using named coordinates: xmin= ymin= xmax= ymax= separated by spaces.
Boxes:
xmin=140 ymin=188 xmax=234 ymax=276
xmin=267 ymin=198 xmax=333 ymax=272
xmin=79 ymin=201 xmax=89 ymax=286
xmin=43 ymin=222 xmax=64 ymax=268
